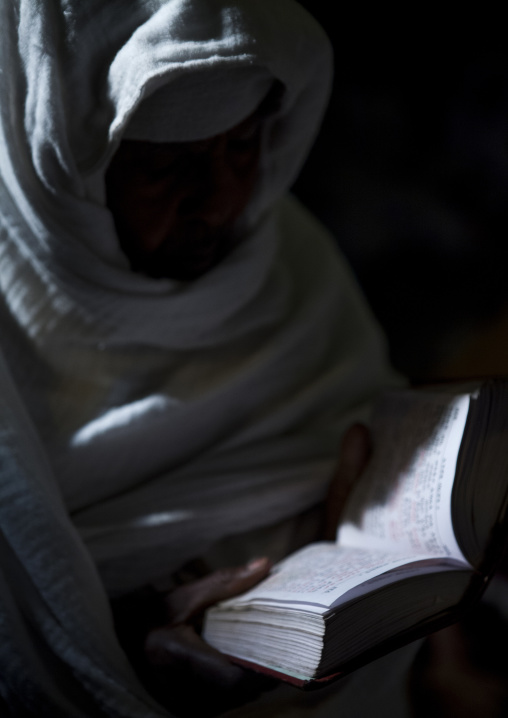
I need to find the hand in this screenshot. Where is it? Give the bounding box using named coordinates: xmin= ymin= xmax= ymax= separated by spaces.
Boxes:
xmin=324 ymin=423 xmax=372 ymax=540
xmin=140 ymin=558 xmax=275 ymax=716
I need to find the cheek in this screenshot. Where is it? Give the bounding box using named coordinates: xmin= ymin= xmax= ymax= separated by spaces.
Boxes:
xmin=229 ymin=157 xmax=260 ymax=213
xmin=119 ymin=172 xmax=179 ymax=207
xmin=236 ymin=171 xmax=259 ymax=218
xmin=108 ymin=166 xmax=178 ymax=213
xmin=106 ymin=175 xmax=178 ymax=253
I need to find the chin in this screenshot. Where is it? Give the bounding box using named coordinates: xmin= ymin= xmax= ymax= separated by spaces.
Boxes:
xmin=140 ymin=260 xmax=218 ymax=281
xmin=124 ymin=229 xmax=242 ymax=281
xmin=129 ymin=246 xmax=229 ymax=281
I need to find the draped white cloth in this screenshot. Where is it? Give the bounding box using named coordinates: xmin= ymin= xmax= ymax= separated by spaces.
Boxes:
xmin=0 ymin=1 xmax=407 ymax=715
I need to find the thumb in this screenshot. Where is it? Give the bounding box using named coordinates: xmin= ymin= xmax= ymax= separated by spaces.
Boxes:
xmin=164 ymin=558 xmax=272 ymax=625
xmin=325 ymin=423 xmax=371 ymax=540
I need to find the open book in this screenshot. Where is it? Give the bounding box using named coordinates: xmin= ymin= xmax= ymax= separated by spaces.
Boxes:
xmin=203 ymin=380 xmax=508 ymax=686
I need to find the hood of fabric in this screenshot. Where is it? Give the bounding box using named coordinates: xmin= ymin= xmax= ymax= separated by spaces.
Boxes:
xmin=0 ymin=7 xmax=402 ymax=714
xmin=0 ymin=0 xmax=332 ymax=349
xmin=0 ymin=0 xmax=399 ymax=595
xmin=122 ymin=65 xmax=275 ymax=142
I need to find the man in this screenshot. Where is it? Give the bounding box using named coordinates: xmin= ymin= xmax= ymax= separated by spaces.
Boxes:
xmin=0 ymin=1 xmax=410 ymax=715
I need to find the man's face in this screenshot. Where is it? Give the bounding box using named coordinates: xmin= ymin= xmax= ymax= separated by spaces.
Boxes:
xmin=105 ymin=110 xmax=262 ymax=281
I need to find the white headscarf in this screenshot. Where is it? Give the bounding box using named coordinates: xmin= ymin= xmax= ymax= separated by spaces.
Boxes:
xmin=123 ymin=65 xmax=275 ymax=142
xmin=0 ymin=1 xmax=398 ymax=714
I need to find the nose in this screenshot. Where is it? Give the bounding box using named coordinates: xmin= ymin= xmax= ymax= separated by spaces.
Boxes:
xmin=177 ymin=136 xmax=241 ymax=227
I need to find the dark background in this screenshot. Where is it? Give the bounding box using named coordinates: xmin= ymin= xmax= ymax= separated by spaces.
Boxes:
xmin=291 ymin=17 xmax=508 ymax=712
xmin=293 ymin=6 xmax=508 ymax=381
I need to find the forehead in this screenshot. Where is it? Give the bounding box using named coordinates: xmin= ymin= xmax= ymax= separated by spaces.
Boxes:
xmin=114 ymin=80 xmax=283 ymax=165
xmin=113 ymin=106 xmax=265 ymax=165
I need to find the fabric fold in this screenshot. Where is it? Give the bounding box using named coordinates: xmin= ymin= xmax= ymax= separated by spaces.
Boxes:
xmin=0 ymin=1 xmax=402 ymax=715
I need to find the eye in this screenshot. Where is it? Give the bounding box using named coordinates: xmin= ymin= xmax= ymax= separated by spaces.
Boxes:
xmin=135 ymin=148 xmax=188 ymax=182
xmin=227 ymin=122 xmax=262 ymax=157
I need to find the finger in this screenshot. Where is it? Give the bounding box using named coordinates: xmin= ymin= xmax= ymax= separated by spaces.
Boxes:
xmin=144 ymin=624 xmax=275 ymax=716
xmin=324 ymin=423 xmax=371 ymax=539
xmin=145 ymin=623 xmax=245 ymax=682
xmin=164 ymin=557 xmax=272 ymax=624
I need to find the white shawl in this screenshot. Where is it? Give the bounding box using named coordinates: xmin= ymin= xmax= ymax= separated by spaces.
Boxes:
xmin=0 ymin=1 xmax=398 ymax=714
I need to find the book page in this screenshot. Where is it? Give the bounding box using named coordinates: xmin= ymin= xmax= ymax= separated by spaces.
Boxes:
xmin=221 ymin=542 xmax=443 ymax=610
xmin=337 ymin=391 xmax=471 ymax=564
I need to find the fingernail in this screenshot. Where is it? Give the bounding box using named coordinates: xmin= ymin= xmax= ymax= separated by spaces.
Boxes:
xmin=246 ymin=557 xmax=269 ymax=572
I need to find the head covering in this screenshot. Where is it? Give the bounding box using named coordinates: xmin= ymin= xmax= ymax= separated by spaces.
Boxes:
xmin=0 ymin=1 xmax=398 ymax=715
xmin=0 ymin=0 xmax=333 ymax=311
xmin=123 ymin=66 xmax=275 ymax=142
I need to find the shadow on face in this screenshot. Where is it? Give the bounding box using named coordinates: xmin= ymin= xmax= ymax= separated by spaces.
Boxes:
xmin=105 ymin=83 xmax=283 ymax=281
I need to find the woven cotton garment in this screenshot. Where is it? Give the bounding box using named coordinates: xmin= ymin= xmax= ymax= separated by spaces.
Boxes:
xmin=0 ymin=1 xmax=399 ymax=715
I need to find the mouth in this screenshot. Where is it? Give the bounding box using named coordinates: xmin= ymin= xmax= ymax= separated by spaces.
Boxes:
xmin=124 ymin=225 xmax=240 ymax=281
